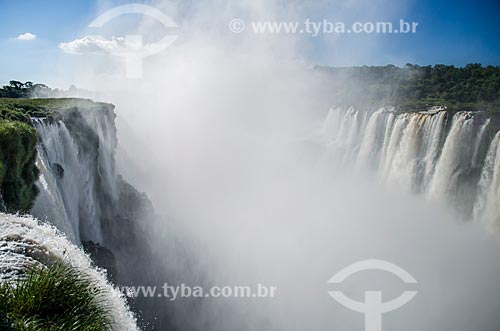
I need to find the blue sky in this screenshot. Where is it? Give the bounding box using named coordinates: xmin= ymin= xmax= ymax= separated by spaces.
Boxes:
xmin=0 ymin=0 xmax=97 ymax=85
xmin=0 ymin=0 xmax=499 ymax=87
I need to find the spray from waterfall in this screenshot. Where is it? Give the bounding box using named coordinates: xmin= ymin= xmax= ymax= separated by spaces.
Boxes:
xmin=321 ymin=107 xmax=497 ymax=223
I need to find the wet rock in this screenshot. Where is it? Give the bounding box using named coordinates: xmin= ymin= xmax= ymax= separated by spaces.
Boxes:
xmin=82 ymin=241 xmax=118 ymax=284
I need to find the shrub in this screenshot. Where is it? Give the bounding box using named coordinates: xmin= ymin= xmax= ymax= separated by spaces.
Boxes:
xmin=0 ymin=120 xmax=39 ymax=213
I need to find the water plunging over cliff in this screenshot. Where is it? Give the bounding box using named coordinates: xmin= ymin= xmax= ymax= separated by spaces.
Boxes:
xmin=20 ymin=102 xmax=158 ymax=329
xmin=321 ymin=107 xmax=500 ymax=225
xmin=31 ymin=106 xmax=119 ymax=244
xmin=474 ymin=131 xmax=500 ymax=230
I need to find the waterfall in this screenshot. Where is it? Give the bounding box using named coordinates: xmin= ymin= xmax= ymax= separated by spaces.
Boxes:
xmin=474 ymin=131 xmax=500 ymax=230
xmin=427 ymin=112 xmax=476 ymax=200
xmin=379 ymin=113 xmax=409 ymax=183
xmin=31 ymin=109 xmax=119 ymax=245
xmin=420 ymin=111 xmax=447 ymax=190
xmin=31 ymin=119 xmax=82 ymax=243
xmin=0 ymin=213 xmax=137 ymax=331
xmin=79 ymin=108 xmax=119 ymax=204
xmin=379 ymin=111 xmax=448 ymax=193
xmin=323 ymin=107 xmax=381 ymax=167
xmin=322 ymin=106 xmax=343 ymax=142
xmin=356 ymin=108 xmax=387 ymax=169
xmin=321 ymin=107 xmax=498 ymax=223
xmin=386 ymin=113 xmax=427 ymax=191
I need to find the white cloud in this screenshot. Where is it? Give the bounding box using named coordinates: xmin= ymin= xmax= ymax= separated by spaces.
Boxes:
xmin=58 ymin=36 xmax=167 ymax=57
xmin=17 ymin=32 xmax=37 ymax=41
xmin=58 ymin=36 xmax=130 ymax=55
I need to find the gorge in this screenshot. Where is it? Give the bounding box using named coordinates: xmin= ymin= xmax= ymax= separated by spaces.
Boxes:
xmin=0 ymin=81 xmax=499 ymax=330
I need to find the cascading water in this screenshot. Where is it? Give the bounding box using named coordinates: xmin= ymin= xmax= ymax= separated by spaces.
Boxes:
xmin=4 ymin=97 xmax=497 ymax=330
xmin=19 ymin=104 xmax=159 ymax=329
xmin=356 ymin=108 xmax=387 ymax=169
xmin=386 ymin=113 xmax=426 ymax=191
xmin=420 ymin=111 xmax=447 ymax=189
xmin=474 ymin=131 xmax=500 ymax=230
xmin=0 ymin=213 xmax=137 ymax=331
xmin=31 ymin=108 xmax=119 ymax=245
xmin=31 ymin=118 xmax=82 ymax=243
xmin=321 ymin=106 xmax=499 ymax=225
xmin=427 ymin=112 xmax=481 ymax=200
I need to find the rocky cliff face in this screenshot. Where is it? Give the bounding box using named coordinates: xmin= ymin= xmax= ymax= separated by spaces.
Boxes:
xmin=28 ymin=99 xmax=163 ymax=328
xmin=23 ymin=99 xmax=154 ymax=275
xmin=0 ymin=98 xmax=158 ymax=324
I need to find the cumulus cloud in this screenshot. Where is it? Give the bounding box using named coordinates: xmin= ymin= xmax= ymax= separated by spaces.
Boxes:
xmin=58 ymin=36 xmax=130 ymax=55
xmin=59 ymin=35 xmax=172 ymax=58
xmin=17 ymin=32 xmax=37 ymax=41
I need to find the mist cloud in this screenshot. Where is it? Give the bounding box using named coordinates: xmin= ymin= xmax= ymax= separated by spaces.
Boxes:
xmin=55 ymin=1 xmax=500 ymax=330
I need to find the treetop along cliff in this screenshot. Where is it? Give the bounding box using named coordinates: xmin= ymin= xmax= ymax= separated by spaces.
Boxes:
xmin=315 ymin=63 xmax=500 ymax=112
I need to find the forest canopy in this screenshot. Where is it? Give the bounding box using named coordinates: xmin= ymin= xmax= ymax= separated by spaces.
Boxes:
xmin=2 ymin=63 xmax=500 ymax=112
xmin=315 ymin=63 xmax=500 ymax=112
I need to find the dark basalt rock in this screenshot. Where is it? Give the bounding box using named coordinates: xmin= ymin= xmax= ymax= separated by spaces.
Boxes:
xmin=82 ymin=240 xmax=118 ymax=284
xmin=51 ymin=163 xmax=64 ymax=179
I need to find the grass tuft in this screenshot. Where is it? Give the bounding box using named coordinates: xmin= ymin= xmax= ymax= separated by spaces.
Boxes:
xmin=0 ymin=262 xmax=112 ymax=331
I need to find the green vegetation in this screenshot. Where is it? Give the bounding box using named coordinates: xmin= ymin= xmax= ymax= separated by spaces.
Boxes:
xmin=0 ymin=96 xmax=113 ymax=213
xmin=0 ymin=263 xmax=112 ymax=331
xmin=0 ymin=81 xmax=53 ymax=99
xmin=0 ymin=99 xmax=54 ymax=122
xmin=0 ymin=98 xmax=112 ymax=123
xmin=0 ymin=93 xmax=121 ymax=329
xmin=0 ymin=120 xmax=39 ymax=213
xmin=0 ymin=81 xmax=89 ymax=99
xmin=0 ymin=98 xmax=57 ymax=213
xmin=315 ymin=63 xmax=500 ymax=112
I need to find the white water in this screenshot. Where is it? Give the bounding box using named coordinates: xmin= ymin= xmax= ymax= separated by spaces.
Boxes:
xmin=321 ymin=107 xmax=499 ymax=225
xmin=474 ymin=131 xmax=500 ymax=231
xmin=427 ymin=113 xmax=476 ymax=200
xmin=0 ymin=213 xmax=137 ymax=331
xmin=18 ymin=102 xmax=499 ymax=331
xmin=31 ymin=119 xmax=82 ymax=243
xmin=31 ymin=111 xmax=119 ymax=244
